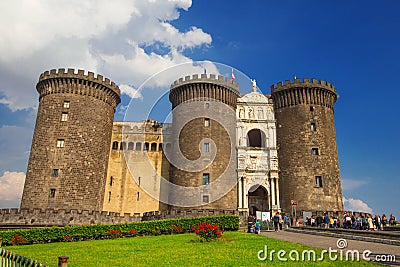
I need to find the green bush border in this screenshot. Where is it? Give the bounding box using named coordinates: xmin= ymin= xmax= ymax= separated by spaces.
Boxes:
xmin=0 ymin=215 xmax=239 ymax=246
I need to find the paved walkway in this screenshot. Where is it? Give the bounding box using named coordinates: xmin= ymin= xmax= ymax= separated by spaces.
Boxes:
xmin=260 ymin=230 xmax=399 ymax=265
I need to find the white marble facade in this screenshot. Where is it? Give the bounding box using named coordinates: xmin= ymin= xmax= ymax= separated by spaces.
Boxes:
xmin=236 ymin=83 xmax=280 ymax=214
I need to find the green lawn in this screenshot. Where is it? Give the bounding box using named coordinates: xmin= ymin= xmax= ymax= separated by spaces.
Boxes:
xmin=5 ymin=231 xmax=379 ymax=266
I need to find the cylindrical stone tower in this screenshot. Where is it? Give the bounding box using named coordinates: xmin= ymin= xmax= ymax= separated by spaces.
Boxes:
xmin=167 ymin=74 xmax=240 ymax=210
xmin=271 ymin=78 xmax=343 ymax=213
xmin=20 ymin=68 xmax=120 ymax=211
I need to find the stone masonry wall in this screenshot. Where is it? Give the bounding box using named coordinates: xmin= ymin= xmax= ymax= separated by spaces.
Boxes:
xmin=20 ymin=69 xmax=120 ymax=212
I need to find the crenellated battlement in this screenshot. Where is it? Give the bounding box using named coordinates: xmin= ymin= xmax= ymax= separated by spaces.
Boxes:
xmin=171 ymin=73 xmax=239 ymax=92
xmin=36 ymin=68 xmax=121 ymax=108
xmin=270 ymin=77 xmax=336 ymax=94
xmin=39 ymin=68 xmax=120 ymax=95
xmin=270 ymin=77 xmax=338 ymax=110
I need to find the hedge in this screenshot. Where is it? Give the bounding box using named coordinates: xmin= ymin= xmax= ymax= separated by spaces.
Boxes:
xmin=0 ymin=215 xmax=239 ymax=246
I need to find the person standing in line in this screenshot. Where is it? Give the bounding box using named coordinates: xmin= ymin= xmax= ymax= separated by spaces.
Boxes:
xmin=367 ymin=214 xmax=374 ymax=231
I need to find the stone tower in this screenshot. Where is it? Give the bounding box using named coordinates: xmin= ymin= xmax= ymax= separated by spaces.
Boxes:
xmin=21 ymin=68 xmax=120 ymax=212
xmin=168 ymin=74 xmax=240 ymax=209
xmin=271 ymin=78 xmax=343 ymax=213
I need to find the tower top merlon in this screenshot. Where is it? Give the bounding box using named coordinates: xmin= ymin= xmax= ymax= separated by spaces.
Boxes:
xmin=270 ymin=78 xmax=337 ymax=95
xmin=38 ymin=68 xmax=121 ymax=97
xmin=170 ymin=73 xmax=240 ymax=92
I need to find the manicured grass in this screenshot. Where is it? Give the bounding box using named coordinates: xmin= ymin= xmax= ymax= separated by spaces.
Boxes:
xmin=6 ymin=231 xmax=379 ymax=266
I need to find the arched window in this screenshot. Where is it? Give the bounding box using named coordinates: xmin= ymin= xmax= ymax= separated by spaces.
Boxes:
xmin=112 ymin=141 xmax=119 ymax=150
xmin=120 ymin=142 xmax=126 ymax=150
xmin=151 ymin=143 xmax=157 ymax=151
xmin=128 ymin=142 xmax=134 ymax=150
xmin=144 ymin=142 xmax=149 ymax=151
xmin=159 ymin=143 xmax=163 ymax=151
xmin=247 ymin=129 xmax=266 ymax=148
xmin=136 ymin=142 xmax=142 ymax=151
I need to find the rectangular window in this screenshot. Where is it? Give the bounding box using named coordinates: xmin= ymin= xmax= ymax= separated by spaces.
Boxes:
xmin=202 ymin=173 xmax=210 ymax=185
xmin=137 ymin=192 xmax=140 ymax=201
xmin=311 ymin=122 xmax=316 ymax=131
xmin=204 ymin=103 xmax=209 ymax=109
xmin=53 ymin=169 xmax=59 ymax=177
xmin=110 ymin=176 xmax=113 ymax=186
xmin=108 ymin=191 xmax=111 ymax=203
xmin=49 ymin=189 xmax=56 ymax=198
xmin=204 ymin=118 xmax=210 ymax=127
xmin=202 ymin=195 xmax=209 ymax=203
xmin=315 ymin=176 xmax=323 ymax=187
xmin=311 ymin=148 xmax=319 ymax=155
xmin=63 ymin=101 xmax=70 ymax=108
xmin=138 ymin=177 xmax=141 ymax=187
xmin=61 ymin=112 xmax=68 ymax=121
xmin=56 ymin=139 xmax=65 ymax=148
xmin=204 ymin=142 xmax=210 ymax=152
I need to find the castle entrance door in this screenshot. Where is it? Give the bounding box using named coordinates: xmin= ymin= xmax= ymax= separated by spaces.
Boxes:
xmin=248 ymin=185 xmax=269 ymax=216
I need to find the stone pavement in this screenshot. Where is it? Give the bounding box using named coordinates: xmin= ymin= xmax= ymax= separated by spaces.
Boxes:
xmin=260 ymin=230 xmax=400 ymax=265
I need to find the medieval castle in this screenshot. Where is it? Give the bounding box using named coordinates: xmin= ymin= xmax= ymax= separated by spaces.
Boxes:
xmin=15 ymin=68 xmax=343 ymax=223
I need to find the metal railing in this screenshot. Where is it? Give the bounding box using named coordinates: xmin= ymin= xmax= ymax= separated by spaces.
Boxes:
xmin=0 ymin=247 xmax=48 ymax=267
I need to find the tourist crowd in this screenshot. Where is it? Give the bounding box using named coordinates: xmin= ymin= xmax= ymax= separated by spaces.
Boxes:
xmin=303 ymin=213 xmax=397 ymax=230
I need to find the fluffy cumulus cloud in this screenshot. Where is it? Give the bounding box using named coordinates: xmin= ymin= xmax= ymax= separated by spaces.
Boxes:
xmin=343 ymin=197 xmax=373 ymax=214
xmin=0 ymin=171 xmax=25 ymax=208
xmin=0 ymin=0 xmax=212 ymax=111
xmin=0 ymin=0 xmax=214 ymax=206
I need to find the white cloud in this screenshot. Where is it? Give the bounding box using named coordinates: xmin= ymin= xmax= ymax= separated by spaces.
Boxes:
xmin=0 ymin=0 xmax=212 ymax=111
xmin=0 ymin=171 xmax=25 ymax=208
xmin=119 ymin=84 xmax=142 ymax=99
xmin=343 ymin=197 xmax=373 ymax=214
xmin=341 ymin=178 xmax=369 ymax=191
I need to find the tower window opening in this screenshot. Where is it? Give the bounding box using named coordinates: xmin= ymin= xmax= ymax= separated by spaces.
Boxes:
xmin=202 ymin=195 xmax=209 ymax=203
xmin=204 ymin=142 xmax=210 ymax=152
xmin=53 ymin=169 xmax=59 ymax=177
xmin=311 ymin=122 xmax=317 ymax=131
xmin=138 ymin=177 xmax=141 ymax=187
xmin=49 ymin=189 xmax=56 ymax=198
xmin=137 ymin=192 xmax=140 ymax=201
xmin=144 ymin=142 xmax=149 ymax=151
xmin=205 ymin=103 xmax=209 ymax=109
xmin=204 ymin=118 xmax=210 ymax=127
xmin=56 ymin=139 xmax=65 ymax=148
xmin=61 ymin=112 xmax=68 ymax=122
xmin=108 ymin=191 xmax=111 ymax=203
xmin=315 ymin=176 xmax=323 ymax=187
xmin=112 ymin=141 xmax=119 ymax=150
xmin=202 ymin=173 xmax=210 ymax=185
xmin=110 ymin=176 xmax=113 ymax=186
xmin=310 ymin=106 xmax=314 ymax=112
xmin=63 ymin=101 xmax=70 ymax=109
xmin=311 ymin=148 xmax=319 ymax=155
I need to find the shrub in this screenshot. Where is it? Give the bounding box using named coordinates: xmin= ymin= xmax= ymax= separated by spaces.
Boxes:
xmin=192 ymin=222 xmax=223 ymax=242
xmin=0 ymin=215 xmax=239 ymax=246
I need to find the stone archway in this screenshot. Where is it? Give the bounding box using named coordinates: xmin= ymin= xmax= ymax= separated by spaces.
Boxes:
xmin=248 ymin=185 xmax=269 ymax=215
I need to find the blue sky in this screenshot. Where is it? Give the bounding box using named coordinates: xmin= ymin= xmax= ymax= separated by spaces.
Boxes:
xmin=0 ymin=0 xmax=398 ymax=217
